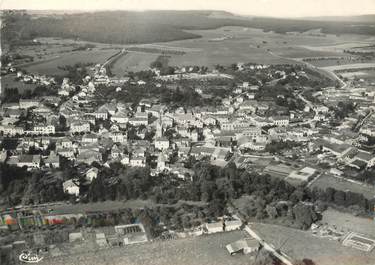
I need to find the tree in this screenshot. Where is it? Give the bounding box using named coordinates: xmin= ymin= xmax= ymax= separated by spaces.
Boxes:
xmin=293 ymin=203 xmax=318 ymax=230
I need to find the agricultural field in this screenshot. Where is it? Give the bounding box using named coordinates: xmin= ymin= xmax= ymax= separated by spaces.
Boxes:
xmin=37 ymin=231 xmax=250 ymax=265
xmin=7 ymin=27 xmax=375 ymax=77
xmin=250 ymin=222 xmax=375 ymax=265
xmin=310 ymin=174 xmax=375 ymax=200
xmin=111 ymin=52 xmax=159 ymax=75
xmin=149 ymin=26 xmax=374 ymax=68
xmin=322 ymin=63 xmax=375 ymax=72
xmin=22 ymin=49 xmax=120 ymax=76
xmin=339 ymin=69 xmax=375 ymax=81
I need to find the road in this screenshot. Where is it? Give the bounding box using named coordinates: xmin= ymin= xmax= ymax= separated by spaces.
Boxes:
xmin=101 ymin=49 xmax=127 ymax=69
xmin=229 ymin=203 xmax=295 ymax=265
xmin=353 ymin=109 xmax=373 ymax=132
xmin=267 ymin=50 xmax=347 ymax=89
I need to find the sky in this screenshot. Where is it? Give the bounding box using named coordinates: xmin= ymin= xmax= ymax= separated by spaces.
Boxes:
xmin=1 ymin=0 xmax=375 ymax=18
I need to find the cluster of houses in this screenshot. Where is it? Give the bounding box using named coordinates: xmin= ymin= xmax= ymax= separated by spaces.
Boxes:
xmin=16 ymin=70 xmax=56 ymax=87
xmin=2 ymin=61 xmax=375 ymax=200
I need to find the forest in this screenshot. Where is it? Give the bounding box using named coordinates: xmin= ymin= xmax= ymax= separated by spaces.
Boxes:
xmin=1 ymin=160 xmax=373 ymax=232
xmin=2 ymin=11 xmax=375 ymax=48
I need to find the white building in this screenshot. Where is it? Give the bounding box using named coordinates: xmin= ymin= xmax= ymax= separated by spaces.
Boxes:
xmin=63 ymin=179 xmax=80 ymax=196
xmin=271 ymin=116 xmax=290 ymax=127
xmin=32 ymin=124 xmax=55 ymax=135
xmin=70 ymin=121 xmax=91 ymax=133
xmin=130 ymin=156 xmax=146 ymax=167
xmin=155 ymin=137 xmax=170 ymax=150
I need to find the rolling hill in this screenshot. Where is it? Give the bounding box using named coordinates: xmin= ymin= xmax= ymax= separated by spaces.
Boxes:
xmin=1 ymin=10 xmax=375 ymax=46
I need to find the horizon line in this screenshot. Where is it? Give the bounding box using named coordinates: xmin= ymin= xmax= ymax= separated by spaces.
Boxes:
xmin=1 ymin=8 xmax=374 ymax=19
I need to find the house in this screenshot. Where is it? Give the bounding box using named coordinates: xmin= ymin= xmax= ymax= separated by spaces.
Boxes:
xmin=202 ymin=116 xmax=217 ymax=126
xmin=271 ymin=116 xmax=290 ymax=127
xmin=154 ymin=137 xmax=170 ymax=150
xmin=215 ymin=135 xmax=233 ymax=147
xmin=94 ymin=109 xmax=108 ymax=120
xmin=130 ymin=156 xmax=146 ymax=167
xmin=239 ymin=100 xmax=257 ymax=113
xmin=109 ymin=132 xmax=127 ymax=143
xmin=56 ymin=147 xmax=75 ymax=160
xmin=82 ymin=133 xmax=99 ymax=143
xmin=76 ymin=149 xmax=102 ymax=165
xmin=226 ymin=239 xmax=260 ymax=256
xmin=56 ymin=138 xmax=73 ymax=149
xmin=32 ymin=124 xmax=55 ymax=135
xmin=70 ymin=121 xmax=91 ymax=134
xmin=111 ymin=144 xmax=125 ymax=160
xmin=224 ymin=219 xmax=242 ymax=231
xmin=173 ymin=137 xmax=191 ymax=149
xmin=16 ymin=154 xmax=41 ymax=168
xmin=190 ymin=146 xmax=215 ymax=158
xmin=129 ymin=117 xmax=148 ymax=126
xmin=63 ymin=179 xmax=80 ymax=196
xmin=147 ymin=104 xmax=165 ymax=118
xmin=44 ymin=152 xmax=60 ymax=168
xmin=19 ymin=99 xmax=40 ymax=109
xmin=85 ymin=167 xmax=99 ymax=182
xmin=236 ymin=127 xmax=261 ymax=140
xmin=110 ymin=111 xmax=129 ymax=124
xmin=161 ymin=116 xmax=173 ymax=127
xmin=204 ymin=221 xmax=224 ymax=234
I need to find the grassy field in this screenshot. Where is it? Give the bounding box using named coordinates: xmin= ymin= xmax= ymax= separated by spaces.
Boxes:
xmin=37 ymin=231 xmax=250 ymax=265
xmin=340 ymin=69 xmax=375 ymax=81
xmin=10 ymin=27 xmax=375 ymax=77
xmin=250 ymin=222 xmax=375 ymax=265
xmin=310 ymin=174 xmax=375 ymax=200
xmin=150 ymin=27 xmax=374 ymax=68
xmin=1 ymin=74 xmax=38 ymax=93
xmin=321 ymin=63 xmax=375 ymax=71
xmin=321 ymin=208 xmax=375 ymax=236
xmin=111 ymin=52 xmax=159 ymax=75
xmin=23 ymin=49 xmax=120 ymax=76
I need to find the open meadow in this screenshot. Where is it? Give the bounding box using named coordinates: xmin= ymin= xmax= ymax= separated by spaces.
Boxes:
xmin=37 ymin=231 xmax=250 ymax=265
xmin=321 ymin=208 xmax=375 ymax=236
xmin=250 ymin=222 xmax=375 ymax=265
xmin=111 ymin=52 xmax=159 ymax=75
xmin=22 ymin=48 xmax=121 ymax=76
xmin=310 ymin=174 xmax=375 ymax=200
xmin=13 ymin=27 xmax=375 ymax=77
xmin=149 ymin=27 xmax=374 ymax=68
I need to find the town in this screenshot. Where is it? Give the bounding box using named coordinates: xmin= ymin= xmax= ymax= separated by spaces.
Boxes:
xmin=1 ymin=6 xmax=375 ymax=265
